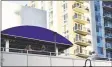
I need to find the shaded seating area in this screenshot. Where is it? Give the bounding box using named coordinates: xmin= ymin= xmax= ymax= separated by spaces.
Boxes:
xmin=1 ymin=25 xmax=73 ymax=56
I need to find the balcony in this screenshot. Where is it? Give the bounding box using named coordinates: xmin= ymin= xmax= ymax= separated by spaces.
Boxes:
xmin=105 ymin=24 xmax=112 ymax=29
xmin=105 ymin=34 xmax=112 ymax=41
xmin=74 ymin=27 xmax=88 ymax=36
xmin=75 ymin=49 xmax=89 ymax=58
xmin=103 ymin=14 xmax=112 ymax=18
xmin=106 ymin=43 xmax=112 ymax=51
xmin=106 ymin=48 xmax=112 ymax=51
xmin=72 ymin=4 xmax=89 ymax=14
xmin=103 ymin=15 xmax=112 ymax=21
xmin=73 ymin=17 xmax=89 ymax=25
xmin=76 ymin=1 xmax=84 ymax=3
xmin=103 ymin=4 xmax=112 ymax=12
xmin=74 ymin=38 xmax=90 ymax=47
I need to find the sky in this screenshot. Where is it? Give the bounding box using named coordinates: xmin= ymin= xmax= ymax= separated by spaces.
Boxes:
xmin=8 ymin=1 xmax=29 ymax=6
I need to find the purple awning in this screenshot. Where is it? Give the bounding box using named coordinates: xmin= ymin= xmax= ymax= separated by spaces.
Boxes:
xmin=1 ymin=26 xmax=72 ymax=46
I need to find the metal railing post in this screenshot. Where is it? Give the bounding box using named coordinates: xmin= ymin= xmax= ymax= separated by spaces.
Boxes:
xmin=49 ymin=52 xmax=52 ymax=66
xmin=27 ymin=50 xmax=28 ymax=67
xmin=1 ymin=47 xmax=4 ymax=67
xmin=72 ymin=59 xmax=74 ymax=66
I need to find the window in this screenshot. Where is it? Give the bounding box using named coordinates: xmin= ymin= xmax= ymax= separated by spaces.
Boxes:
xmin=76 ymin=34 xmax=78 ymax=41
xmin=80 ymin=46 xmax=82 ymax=53
xmin=75 ymin=23 xmax=77 ymax=30
xmin=78 ymin=24 xmax=80 ymax=30
xmin=74 ymin=23 xmax=83 ymax=31
xmin=74 ymin=13 xmax=78 ymax=18
xmin=106 ymin=51 xmax=111 ymax=58
xmin=64 ymin=14 xmax=68 ymax=21
xmin=49 ymin=11 xmax=53 ymax=18
xmin=96 ymin=25 xmax=99 ymax=32
xmin=80 ymin=25 xmax=82 ymax=30
xmin=97 ymin=36 xmax=100 ymax=43
xmin=79 ymin=35 xmax=81 ymax=41
xmin=97 ymin=47 xmax=103 ymax=54
xmin=95 ymin=15 xmax=99 ymax=22
xmin=95 ymin=4 xmax=100 ymax=11
xmin=75 ymin=46 xmax=80 ymax=53
xmin=63 ymin=3 xmax=67 ymax=10
xmin=97 ymin=36 xmax=102 ymax=43
xmin=63 ymin=25 xmax=66 ymax=34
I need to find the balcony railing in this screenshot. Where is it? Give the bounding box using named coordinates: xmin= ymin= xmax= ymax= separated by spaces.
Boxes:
xmin=106 ymin=48 xmax=112 ymax=51
xmin=1 ymin=47 xmax=112 ymax=66
xmin=103 ymin=4 xmax=112 ymax=8
xmin=105 ymin=24 xmax=112 ymax=29
xmin=106 ymin=43 xmax=112 ymax=50
xmin=103 ymin=4 xmax=112 ymax=12
xmin=73 ymin=27 xmax=88 ymax=36
xmin=73 ymin=16 xmax=89 ymax=25
xmin=105 ymin=34 xmax=112 ymax=38
xmin=75 ymin=49 xmax=89 ymax=58
xmin=103 ymin=14 xmax=112 ymax=18
xmin=74 ymin=38 xmax=91 ymax=47
xmin=72 ymin=4 xmax=89 ymax=13
xmin=1 ymin=47 xmax=89 ymax=59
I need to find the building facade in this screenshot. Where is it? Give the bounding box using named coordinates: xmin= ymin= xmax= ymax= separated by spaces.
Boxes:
xmin=91 ymin=1 xmax=112 ymax=59
xmin=102 ymin=1 xmax=112 ymax=59
xmin=27 ymin=1 xmax=92 ymax=59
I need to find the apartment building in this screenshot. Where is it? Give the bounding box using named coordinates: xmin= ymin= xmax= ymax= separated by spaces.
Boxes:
xmin=103 ymin=1 xmax=112 ymax=59
xmin=27 ymin=1 xmax=92 ymax=59
xmin=90 ymin=1 xmax=112 ymax=59
xmin=2 ymin=1 xmax=47 ymax=30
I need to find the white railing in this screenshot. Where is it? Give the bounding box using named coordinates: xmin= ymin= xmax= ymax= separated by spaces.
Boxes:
xmin=1 ymin=47 xmax=112 ymax=66
xmin=1 ymin=47 xmax=75 ymax=57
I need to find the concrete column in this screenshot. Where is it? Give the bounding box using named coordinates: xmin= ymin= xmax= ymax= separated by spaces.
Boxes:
xmin=5 ymin=39 xmax=9 ymax=52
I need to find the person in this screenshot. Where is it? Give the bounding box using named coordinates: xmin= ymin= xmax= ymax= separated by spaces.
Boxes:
xmin=24 ymin=45 xmax=32 ymax=53
xmin=41 ymin=45 xmax=46 ymax=51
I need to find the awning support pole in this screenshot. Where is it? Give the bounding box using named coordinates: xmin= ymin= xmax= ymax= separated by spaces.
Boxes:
xmin=5 ymin=39 xmax=9 ymax=52
xmin=54 ymin=32 xmax=58 ymax=56
xmin=55 ymin=45 xmax=58 ymax=56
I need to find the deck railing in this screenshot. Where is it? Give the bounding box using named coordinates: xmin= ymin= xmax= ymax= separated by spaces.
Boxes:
xmin=1 ymin=47 xmax=112 ymax=66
